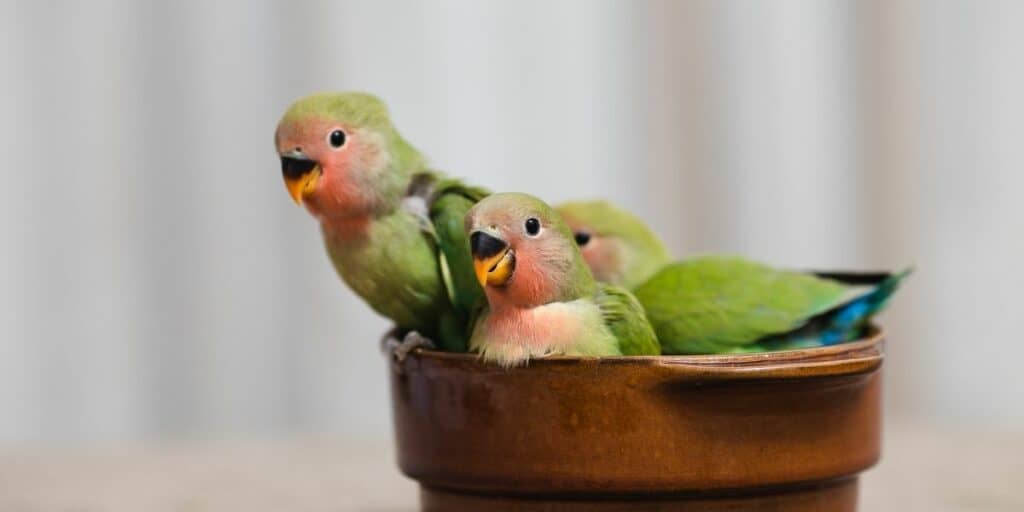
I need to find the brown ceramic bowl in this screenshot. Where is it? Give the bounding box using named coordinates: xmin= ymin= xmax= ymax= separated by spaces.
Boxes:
xmin=387 ymin=328 xmax=884 ymax=511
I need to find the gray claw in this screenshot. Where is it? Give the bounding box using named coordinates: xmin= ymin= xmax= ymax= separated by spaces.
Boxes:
xmin=391 ymin=331 xmax=436 ymax=363
xmin=379 ymin=326 xmax=404 ymax=354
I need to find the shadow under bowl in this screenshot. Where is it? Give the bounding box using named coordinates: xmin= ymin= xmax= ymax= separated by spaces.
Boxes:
xmin=387 ymin=328 xmax=885 ymax=511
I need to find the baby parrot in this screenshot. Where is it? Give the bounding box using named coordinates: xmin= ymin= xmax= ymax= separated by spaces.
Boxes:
xmin=556 ymin=200 xmax=672 ymax=290
xmin=558 ymin=200 xmax=909 ymax=354
xmin=275 ymin=92 xmax=487 ymax=351
xmin=465 ymin=193 xmax=660 ymax=367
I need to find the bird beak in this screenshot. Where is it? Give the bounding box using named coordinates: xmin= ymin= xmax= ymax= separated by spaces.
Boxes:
xmin=470 ymin=231 xmax=515 ymax=287
xmin=280 ymin=150 xmax=321 ymax=205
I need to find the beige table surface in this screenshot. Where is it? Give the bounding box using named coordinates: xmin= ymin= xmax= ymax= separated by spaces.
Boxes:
xmin=1 ymin=422 xmax=1021 ymax=512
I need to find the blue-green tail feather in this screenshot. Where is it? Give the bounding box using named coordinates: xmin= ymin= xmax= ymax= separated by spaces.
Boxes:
xmin=754 ymin=268 xmax=911 ymax=352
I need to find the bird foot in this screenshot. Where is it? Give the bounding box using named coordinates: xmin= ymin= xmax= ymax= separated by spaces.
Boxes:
xmin=383 ymin=330 xmax=436 ymax=364
xmin=379 ymin=325 xmax=405 ymax=354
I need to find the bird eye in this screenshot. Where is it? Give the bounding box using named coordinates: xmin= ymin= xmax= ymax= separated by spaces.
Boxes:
xmin=328 ymin=129 xmax=346 ymax=148
xmin=525 ymin=218 xmax=541 ymax=236
xmin=574 ymin=231 xmax=592 ymax=246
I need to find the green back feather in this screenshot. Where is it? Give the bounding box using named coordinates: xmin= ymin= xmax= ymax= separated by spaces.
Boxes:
xmin=633 ymin=256 xmax=850 ymax=354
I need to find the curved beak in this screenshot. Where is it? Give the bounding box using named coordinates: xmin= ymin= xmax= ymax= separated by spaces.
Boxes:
xmin=470 ymin=231 xmax=515 ymax=287
xmin=280 ymin=150 xmax=321 ymax=205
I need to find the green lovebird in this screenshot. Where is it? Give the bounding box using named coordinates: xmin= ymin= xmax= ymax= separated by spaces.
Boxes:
xmin=556 ymin=200 xmax=909 ymax=354
xmin=465 ymin=193 xmax=659 ymax=367
xmin=556 ymin=200 xmax=672 ymax=290
xmin=275 ymin=92 xmax=487 ymax=351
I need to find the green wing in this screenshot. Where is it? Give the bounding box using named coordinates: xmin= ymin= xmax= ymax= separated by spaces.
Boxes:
xmin=594 ymin=283 xmax=660 ymax=356
xmin=426 ymin=175 xmax=490 ymax=315
xmin=399 ymin=173 xmax=488 ymax=351
xmin=633 ymin=256 xmax=854 ymax=354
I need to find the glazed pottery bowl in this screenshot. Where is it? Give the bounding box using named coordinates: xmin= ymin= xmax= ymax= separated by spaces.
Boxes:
xmin=387 ymin=329 xmax=884 ymax=511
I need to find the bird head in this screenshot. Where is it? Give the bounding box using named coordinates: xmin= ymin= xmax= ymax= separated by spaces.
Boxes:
xmin=556 ymin=200 xmax=672 ymax=289
xmin=274 ymin=92 xmax=419 ymax=220
xmin=466 ymin=193 xmax=595 ymax=309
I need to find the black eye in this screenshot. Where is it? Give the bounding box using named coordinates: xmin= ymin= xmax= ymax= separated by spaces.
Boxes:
xmin=525 ymin=218 xmax=541 ymax=236
xmin=328 ymin=129 xmax=346 ymax=148
xmin=574 ymin=231 xmax=592 ymax=246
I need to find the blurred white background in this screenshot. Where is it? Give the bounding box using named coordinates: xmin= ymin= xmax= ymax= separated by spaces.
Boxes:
xmin=1 ymin=0 xmax=1021 ymax=446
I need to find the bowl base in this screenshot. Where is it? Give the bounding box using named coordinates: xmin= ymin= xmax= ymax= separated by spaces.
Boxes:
xmin=420 ymin=478 xmax=858 ymax=512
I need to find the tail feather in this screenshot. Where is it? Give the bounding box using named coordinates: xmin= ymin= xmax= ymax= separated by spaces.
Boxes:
xmin=755 ymin=268 xmax=911 ymax=351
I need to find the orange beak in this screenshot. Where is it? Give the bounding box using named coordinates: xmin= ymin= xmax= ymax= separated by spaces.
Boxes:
xmin=281 ymin=154 xmax=321 ymax=205
xmin=470 ymin=231 xmax=515 ymax=287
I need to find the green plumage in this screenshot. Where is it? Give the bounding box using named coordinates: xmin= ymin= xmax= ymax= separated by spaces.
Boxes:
xmin=279 ymin=92 xmax=487 ymax=351
xmin=425 ymin=178 xmax=491 ymax=315
xmin=465 ymin=193 xmax=659 ymax=366
xmin=558 ymin=199 xmax=909 ymax=354
xmin=279 ymin=92 xmax=392 ymax=132
xmin=594 ymin=283 xmax=661 ymax=356
xmin=323 ymin=206 xmax=456 ymax=340
xmin=634 ymin=256 xmax=855 ymax=354
xmin=322 ymin=176 xmax=486 ymax=351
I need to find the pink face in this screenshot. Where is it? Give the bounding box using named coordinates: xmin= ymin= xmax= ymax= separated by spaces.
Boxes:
xmin=275 ymin=117 xmax=385 ymax=220
xmin=467 ymin=197 xmax=581 ymax=309
xmin=560 ymin=218 xmax=623 ymax=285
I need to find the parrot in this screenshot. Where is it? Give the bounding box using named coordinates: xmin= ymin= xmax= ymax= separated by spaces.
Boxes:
xmin=556 ymin=200 xmax=672 ymax=289
xmin=465 ymin=193 xmax=660 ymax=367
xmin=556 ymin=200 xmax=909 ymax=354
xmin=274 ymin=92 xmax=488 ymax=352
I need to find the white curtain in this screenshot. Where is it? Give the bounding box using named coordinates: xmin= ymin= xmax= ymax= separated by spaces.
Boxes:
xmin=2 ymin=0 xmax=1021 ymax=444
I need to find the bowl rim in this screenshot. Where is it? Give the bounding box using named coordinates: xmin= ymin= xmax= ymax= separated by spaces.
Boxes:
xmin=398 ymin=327 xmax=885 ymax=381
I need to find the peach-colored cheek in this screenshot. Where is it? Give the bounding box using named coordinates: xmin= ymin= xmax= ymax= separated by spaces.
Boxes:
xmin=316 ymin=153 xmax=356 ymax=201
xmin=321 ymin=149 xmax=350 ymax=177
xmin=347 ymin=133 xmax=386 ymax=177
xmin=581 ymin=247 xmax=600 ymax=272
xmin=506 ymin=253 xmax=554 ymax=305
xmin=581 ymin=242 xmax=618 ymax=282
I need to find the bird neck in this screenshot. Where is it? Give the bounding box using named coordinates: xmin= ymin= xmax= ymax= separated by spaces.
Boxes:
xmin=320 ymin=213 xmax=374 ymax=242
xmin=484 ymin=272 xmax=595 ymax=311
